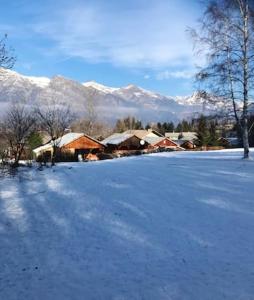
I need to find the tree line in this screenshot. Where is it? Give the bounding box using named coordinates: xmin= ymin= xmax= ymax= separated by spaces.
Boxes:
xmin=114 ymin=116 xmax=193 ymax=134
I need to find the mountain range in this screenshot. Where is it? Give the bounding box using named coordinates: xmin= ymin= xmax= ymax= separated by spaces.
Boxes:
xmin=0 ymin=68 xmax=228 ymax=124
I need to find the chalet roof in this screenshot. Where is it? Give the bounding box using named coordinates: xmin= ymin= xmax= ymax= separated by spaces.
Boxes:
xmin=55 ymin=133 xmax=84 ymax=147
xmin=33 ymin=143 xmax=52 ymax=154
xmin=33 ymin=132 xmax=104 ymax=154
xmin=171 ymin=139 xmax=195 ymax=147
xmin=143 ymin=136 xmax=165 ymax=146
xmin=148 ymin=129 xmax=164 ymax=137
xmin=102 ymin=133 xmax=134 ymax=145
xmin=124 ymin=129 xmax=163 ymax=139
xmin=144 ymin=136 xmax=181 ymax=148
xmin=165 ymin=132 xmax=197 ymax=141
xmin=218 ymin=137 xmax=239 ymax=145
xmin=123 ymin=130 xmax=148 ymax=139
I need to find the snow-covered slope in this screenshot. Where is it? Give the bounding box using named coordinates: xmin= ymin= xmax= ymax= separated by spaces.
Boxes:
xmin=82 ymin=81 xmax=119 ymax=94
xmin=0 ymin=68 xmax=230 ymax=122
xmin=0 ymin=68 xmax=50 ymax=88
xmin=175 ymin=91 xmax=235 ymax=118
xmin=0 ymin=149 xmax=253 ymax=299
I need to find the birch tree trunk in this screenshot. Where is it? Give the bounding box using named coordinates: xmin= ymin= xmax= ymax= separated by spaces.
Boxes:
xmin=241 ymin=0 xmax=250 ymax=158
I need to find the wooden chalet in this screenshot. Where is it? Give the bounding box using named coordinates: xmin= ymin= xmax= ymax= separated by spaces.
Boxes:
xmin=102 ymin=130 xmax=183 ymax=154
xmin=218 ymin=137 xmax=239 ymax=148
xmin=165 ymin=132 xmax=197 ymax=150
xmin=102 ymin=133 xmax=149 ymax=153
xmin=144 ymin=136 xmax=183 ymax=151
xmin=33 ymin=132 xmax=105 ymax=161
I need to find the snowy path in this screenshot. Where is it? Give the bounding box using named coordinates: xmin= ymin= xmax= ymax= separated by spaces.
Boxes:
xmin=0 ymin=149 xmax=254 ymax=300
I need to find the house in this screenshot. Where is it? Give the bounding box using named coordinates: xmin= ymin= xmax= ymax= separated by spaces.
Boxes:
xmin=102 ymin=133 xmax=149 ymax=153
xmin=218 ymin=137 xmax=239 ymax=148
xmin=102 ymin=130 xmax=183 ymax=154
xmin=143 ymin=136 xmax=183 ymax=151
xmin=165 ymin=132 xmax=197 ymax=149
xmin=33 ymin=132 xmax=105 ymax=162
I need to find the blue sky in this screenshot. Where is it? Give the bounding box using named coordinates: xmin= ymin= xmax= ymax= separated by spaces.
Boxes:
xmin=0 ymin=0 xmax=203 ymax=96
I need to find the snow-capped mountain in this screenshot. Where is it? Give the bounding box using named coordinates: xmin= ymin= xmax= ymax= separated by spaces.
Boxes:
xmin=0 ymin=68 xmax=229 ymax=123
xmin=82 ymin=81 xmax=118 ymax=94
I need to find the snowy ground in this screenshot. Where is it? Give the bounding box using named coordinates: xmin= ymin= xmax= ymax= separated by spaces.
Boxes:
xmin=0 ymin=149 xmax=254 ymax=300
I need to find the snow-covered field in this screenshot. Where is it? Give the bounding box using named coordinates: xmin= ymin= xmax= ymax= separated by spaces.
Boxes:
xmin=0 ymin=149 xmax=254 ymax=300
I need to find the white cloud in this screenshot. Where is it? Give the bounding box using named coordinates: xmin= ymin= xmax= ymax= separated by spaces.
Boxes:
xmin=156 ymin=69 xmax=195 ymax=80
xmin=32 ymin=0 xmax=200 ymax=70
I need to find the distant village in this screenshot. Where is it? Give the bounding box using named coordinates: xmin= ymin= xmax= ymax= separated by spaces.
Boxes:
xmin=33 ymin=127 xmax=240 ymax=164
xmin=32 ymin=114 xmax=242 ymax=165
xmin=1 ymin=105 xmax=250 ymax=168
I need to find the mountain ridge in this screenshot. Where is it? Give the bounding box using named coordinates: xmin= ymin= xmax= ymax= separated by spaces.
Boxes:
xmin=0 ymin=68 xmax=225 ymax=123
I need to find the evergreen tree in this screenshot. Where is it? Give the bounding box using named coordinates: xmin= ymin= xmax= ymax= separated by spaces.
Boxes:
xmin=28 ymin=131 xmax=43 ymax=150
xmin=195 ymin=115 xmax=210 ymax=147
xmin=145 ymin=123 xmax=151 ymax=130
xmin=208 ymin=121 xmax=219 ymax=146
xmin=181 ymin=120 xmax=191 ymax=132
xmin=175 ymin=123 xmax=182 ymax=132
xmin=167 ymin=122 xmax=175 ymax=132
xmin=27 ymin=131 xmax=43 ymax=160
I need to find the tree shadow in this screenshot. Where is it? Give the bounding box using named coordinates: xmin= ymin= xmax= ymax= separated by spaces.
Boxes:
xmin=0 ymin=156 xmax=254 ymax=299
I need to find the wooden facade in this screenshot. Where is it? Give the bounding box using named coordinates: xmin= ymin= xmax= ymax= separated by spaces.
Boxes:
xmin=63 ymin=135 xmax=104 ymax=152
xmin=151 ymin=138 xmax=179 ymax=149
xmin=34 ymin=133 xmax=105 ymax=162
xmin=181 ymin=140 xmax=196 ymax=150
xmin=59 ymin=135 xmax=105 ymax=160
xmin=106 ymin=135 xmax=148 ymax=153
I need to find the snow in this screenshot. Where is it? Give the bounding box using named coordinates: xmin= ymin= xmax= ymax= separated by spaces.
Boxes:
xmin=82 ymin=81 xmax=119 ymax=93
xmin=82 ymin=82 xmax=160 ymax=99
xmin=22 ymin=75 xmax=50 ymax=88
xmin=33 ymin=143 xmax=52 ymax=154
xmin=0 ymin=68 xmax=50 ymax=88
xmin=143 ymin=136 xmax=165 ymax=145
xmin=0 ymin=149 xmax=254 ymax=299
xmin=117 ymin=84 xmax=160 ymax=98
xmin=33 ymin=133 xmax=84 ymax=154
xmin=55 ymin=133 xmax=84 ymax=148
xmin=102 ymin=133 xmax=134 ymax=145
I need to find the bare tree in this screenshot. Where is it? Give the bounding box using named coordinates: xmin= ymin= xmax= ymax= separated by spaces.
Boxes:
xmin=1 ymin=104 xmax=35 ymax=167
xmin=36 ymin=103 xmax=74 ymax=166
xmin=71 ymin=118 xmax=113 ymax=140
xmin=190 ymin=0 xmax=254 ymax=158
xmin=0 ymin=34 xmax=16 ymax=69
xmin=0 ymin=126 xmax=9 ymax=164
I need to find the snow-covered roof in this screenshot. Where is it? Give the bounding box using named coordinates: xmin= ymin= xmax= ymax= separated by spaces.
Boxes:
xmin=219 ymin=137 xmax=239 ymax=145
xmin=33 ymin=143 xmax=53 ymax=154
xmin=123 ymin=129 xmax=162 ymax=139
xmin=143 ymin=136 xmax=165 ymax=146
xmin=55 ymin=133 xmax=84 ymax=148
xmin=165 ymin=132 xmax=197 ymax=141
xmin=144 ymin=136 xmax=180 ymax=147
xmin=102 ymin=133 xmax=134 ymax=145
xmin=33 ymin=133 xmax=84 ymax=154
xmin=124 ymin=130 xmax=150 ymax=139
